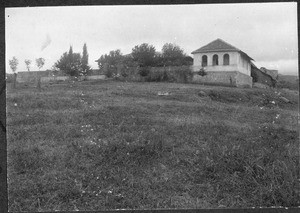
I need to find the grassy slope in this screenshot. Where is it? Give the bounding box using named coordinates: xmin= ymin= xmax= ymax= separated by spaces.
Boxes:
xmin=6 ymin=81 xmax=299 ymax=211
xmin=278 ymin=74 xmax=298 ymax=82
xmin=277 ymin=74 xmax=299 ymax=90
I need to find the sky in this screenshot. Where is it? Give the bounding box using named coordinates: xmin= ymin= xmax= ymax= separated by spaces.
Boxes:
xmin=5 ymin=3 xmax=298 ymax=75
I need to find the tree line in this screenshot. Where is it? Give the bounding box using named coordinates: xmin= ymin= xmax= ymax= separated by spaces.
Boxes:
xmin=8 ymin=43 xmax=90 ymax=76
xmin=96 ymin=43 xmax=193 ymax=69
xmin=8 ymin=42 xmax=192 ymax=77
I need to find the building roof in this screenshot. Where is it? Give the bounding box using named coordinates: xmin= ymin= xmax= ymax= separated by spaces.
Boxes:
xmin=191 ymin=38 xmax=254 ymax=61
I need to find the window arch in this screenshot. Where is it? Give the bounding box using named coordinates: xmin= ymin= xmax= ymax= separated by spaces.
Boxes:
xmin=223 ymin=54 xmax=230 ymax=65
xmin=202 ymin=55 xmax=207 ymax=67
xmin=212 ymin=54 xmax=218 ymax=66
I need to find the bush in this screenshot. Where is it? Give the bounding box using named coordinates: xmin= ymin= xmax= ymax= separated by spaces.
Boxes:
xmin=104 ymin=67 xmax=113 ymax=78
xmin=138 ymin=67 xmax=150 ymax=77
xmin=145 ymin=69 xmax=167 ymax=82
xmin=168 ymin=66 xmax=193 ymax=83
xmin=197 ymin=68 xmax=207 ymax=76
xmin=112 ymin=65 xmax=193 ymax=83
xmin=142 ymin=66 xmax=193 ymax=83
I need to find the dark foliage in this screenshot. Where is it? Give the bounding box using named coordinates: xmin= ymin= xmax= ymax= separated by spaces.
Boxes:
xmin=131 ymin=43 xmax=156 ymax=67
xmin=197 ymin=68 xmax=207 ymax=76
xmin=54 ymin=45 xmax=91 ymax=77
xmin=81 ymin=43 xmax=91 ymax=76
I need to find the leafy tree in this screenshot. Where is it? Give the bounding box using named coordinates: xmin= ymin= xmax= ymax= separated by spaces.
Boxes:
xmin=68 ymin=46 xmax=73 ymax=66
xmin=36 ymin=58 xmax=45 ymax=71
xmin=122 ymin=54 xmax=138 ymax=67
xmin=161 ymin=43 xmax=186 ymax=66
xmin=162 ymin=43 xmax=184 ymax=59
xmin=54 ymin=46 xmax=82 ymax=76
xmin=69 ymin=53 xmax=82 ymax=76
xmin=96 ymin=49 xmax=125 ymax=77
xmin=54 ymin=52 xmax=68 ymax=73
xmin=81 ymin=43 xmax=90 ymax=76
xmin=9 ymin=56 xmax=18 ymax=73
xmin=9 ymin=57 xmax=18 ymax=89
xmin=183 ymin=56 xmax=193 ymax=66
xmin=131 ymin=43 xmax=156 ymax=67
xmin=24 ymin=59 xmax=31 ymax=71
xmin=96 ymin=49 xmax=123 ymax=68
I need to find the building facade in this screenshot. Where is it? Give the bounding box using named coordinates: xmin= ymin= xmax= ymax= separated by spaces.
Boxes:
xmin=192 ymin=39 xmax=253 ymax=75
xmin=191 ymin=39 xmax=254 ymax=87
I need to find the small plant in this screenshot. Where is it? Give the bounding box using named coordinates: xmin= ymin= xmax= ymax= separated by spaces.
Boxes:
xmin=198 ymin=68 xmax=207 ymax=76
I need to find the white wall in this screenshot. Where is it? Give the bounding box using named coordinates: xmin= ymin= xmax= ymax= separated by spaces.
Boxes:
xmin=236 ymin=52 xmax=251 ymax=75
xmin=193 ymin=51 xmax=251 ymax=76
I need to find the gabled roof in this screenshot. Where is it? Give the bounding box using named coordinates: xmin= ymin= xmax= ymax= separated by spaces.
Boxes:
xmin=191 ymin=38 xmax=254 ymax=61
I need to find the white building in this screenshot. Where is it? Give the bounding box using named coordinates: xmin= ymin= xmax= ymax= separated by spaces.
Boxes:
xmin=191 ymin=38 xmax=253 ymax=76
xmin=191 ymin=39 xmax=254 ymax=87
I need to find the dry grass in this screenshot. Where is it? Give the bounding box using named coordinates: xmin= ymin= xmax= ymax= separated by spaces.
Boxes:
xmin=6 ymin=80 xmax=299 ymax=211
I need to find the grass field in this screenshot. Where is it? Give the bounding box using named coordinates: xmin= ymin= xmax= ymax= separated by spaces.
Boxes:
xmin=6 ymin=80 xmax=299 ymax=211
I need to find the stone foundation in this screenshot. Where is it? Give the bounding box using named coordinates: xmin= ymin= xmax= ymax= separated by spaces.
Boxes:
xmin=192 ymin=71 xmax=252 ymax=88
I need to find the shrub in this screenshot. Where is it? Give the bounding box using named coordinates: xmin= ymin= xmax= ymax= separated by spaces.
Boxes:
xmin=145 ymin=69 xmax=167 ymax=82
xmin=143 ymin=66 xmax=193 ymax=83
xmin=113 ymin=65 xmax=193 ymax=83
xmin=170 ymin=66 xmax=193 ymax=83
xmin=105 ymin=67 xmax=114 ymax=78
xmin=138 ymin=67 xmax=151 ymax=77
xmin=120 ymin=68 xmax=129 ymax=78
xmin=197 ymin=68 xmax=207 ymax=76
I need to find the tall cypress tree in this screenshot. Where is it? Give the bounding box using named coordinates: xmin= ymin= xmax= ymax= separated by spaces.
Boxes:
xmin=68 ymin=46 xmax=73 ymax=65
xmin=81 ymin=43 xmax=90 ymax=76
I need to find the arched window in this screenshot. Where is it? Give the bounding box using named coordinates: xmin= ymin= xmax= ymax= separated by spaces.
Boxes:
xmin=223 ymin=54 xmax=229 ymax=65
xmin=212 ymin=54 xmax=218 ymax=66
xmin=202 ymin=55 xmax=207 ymax=67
